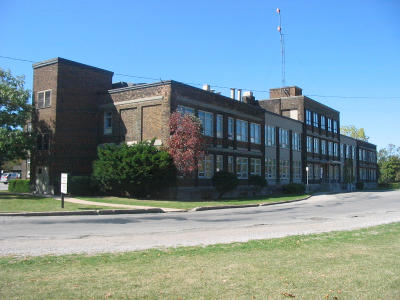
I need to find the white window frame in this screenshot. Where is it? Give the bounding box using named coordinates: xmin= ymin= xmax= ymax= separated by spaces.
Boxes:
xmin=321 ymin=115 xmax=326 ymax=130
xmin=250 ymin=123 xmax=261 ymax=144
xmin=265 ymin=125 xmax=276 ymax=147
xmin=306 ymin=110 xmax=312 ymax=125
xmin=236 ymin=157 xmax=248 ymax=179
xmin=177 ymin=105 xmax=194 ymax=115
xmin=228 ymin=117 xmax=234 ymax=140
xmin=250 ymin=158 xmax=261 ymax=176
xmin=198 ymin=154 xmax=214 ymax=178
xmin=37 ymin=90 xmax=51 ymax=109
xmin=279 ymin=128 xmax=289 ymax=149
xmin=198 ymin=110 xmax=213 ymax=137
xmin=216 ymin=114 xmax=223 ymax=138
xmin=236 ymin=119 xmax=248 ymax=142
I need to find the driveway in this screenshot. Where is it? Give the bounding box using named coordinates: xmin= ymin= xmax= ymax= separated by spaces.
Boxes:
xmin=1 ymin=190 xmax=399 ymax=256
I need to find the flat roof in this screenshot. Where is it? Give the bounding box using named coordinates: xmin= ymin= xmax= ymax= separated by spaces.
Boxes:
xmin=32 ymin=57 xmax=114 ymax=74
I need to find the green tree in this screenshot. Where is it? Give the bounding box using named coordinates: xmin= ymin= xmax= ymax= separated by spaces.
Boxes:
xmin=0 ymin=69 xmax=32 ymax=168
xmin=378 ymin=144 xmax=400 ymax=183
xmin=340 ymin=125 xmax=369 ymax=142
xmin=92 ymin=141 xmax=176 ymax=197
xmin=212 ymin=171 xmax=239 ymax=199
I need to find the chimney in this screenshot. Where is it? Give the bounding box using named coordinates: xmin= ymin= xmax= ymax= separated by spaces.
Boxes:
xmin=237 ymin=89 xmax=242 ymax=101
xmin=230 ymin=88 xmax=236 ymax=99
xmin=203 ymin=84 xmax=210 ymax=91
xmin=269 ymin=86 xmax=302 ymax=98
xmin=242 ymin=91 xmax=256 ymax=105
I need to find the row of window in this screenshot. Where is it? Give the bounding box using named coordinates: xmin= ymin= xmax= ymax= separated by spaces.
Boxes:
xmin=307 ymin=164 xmax=340 ymax=180
xmin=264 ymin=126 xmax=301 ymax=150
xmin=306 ymin=110 xmax=338 ymax=133
xmin=359 ymin=168 xmax=377 ymax=181
xmin=199 ymin=155 xmax=303 ymax=180
xmin=306 ymin=136 xmax=339 ymax=156
xmin=359 ymin=149 xmax=376 ymax=163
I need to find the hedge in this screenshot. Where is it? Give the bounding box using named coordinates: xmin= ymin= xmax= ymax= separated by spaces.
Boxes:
xmin=281 ymin=183 xmax=305 ymax=194
xmin=8 ymin=179 xmax=30 ymax=193
xmin=68 ymin=175 xmax=98 ymax=196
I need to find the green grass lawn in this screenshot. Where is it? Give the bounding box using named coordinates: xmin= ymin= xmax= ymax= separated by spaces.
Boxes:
xmin=0 ymin=194 xmax=118 ymax=212
xmin=1 ymin=223 xmax=399 ymax=299
xmin=79 ymin=194 xmax=309 ymax=209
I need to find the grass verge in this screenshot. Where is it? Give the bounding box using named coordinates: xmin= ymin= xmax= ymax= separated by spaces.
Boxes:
xmin=1 ymin=223 xmax=399 ymax=299
xmin=0 ymin=194 xmax=119 ymax=212
xmin=79 ymin=194 xmax=309 ymax=209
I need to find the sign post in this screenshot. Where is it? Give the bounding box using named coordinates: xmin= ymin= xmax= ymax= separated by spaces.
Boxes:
xmin=305 ymin=166 xmax=309 ymax=193
xmin=61 ymin=173 xmax=68 ymax=208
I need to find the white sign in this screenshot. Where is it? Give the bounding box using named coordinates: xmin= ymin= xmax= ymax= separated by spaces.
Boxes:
xmin=61 ymin=173 xmax=68 ymax=194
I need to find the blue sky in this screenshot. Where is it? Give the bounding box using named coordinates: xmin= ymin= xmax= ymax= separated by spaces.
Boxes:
xmin=1 ymin=0 xmax=399 ymax=150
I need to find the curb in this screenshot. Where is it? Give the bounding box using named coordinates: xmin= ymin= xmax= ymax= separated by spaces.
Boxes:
xmin=0 ymin=208 xmax=165 ymax=217
xmin=190 ymin=195 xmax=312 ymax=211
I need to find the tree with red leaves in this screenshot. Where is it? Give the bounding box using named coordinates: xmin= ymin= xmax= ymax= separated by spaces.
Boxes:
xmin=167 ymin=112 xmax=205 ymax=176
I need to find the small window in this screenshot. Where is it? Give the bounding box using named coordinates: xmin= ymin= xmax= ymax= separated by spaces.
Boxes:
xmin=104 ymin=112 xmax=112 ymax=135
xmin=250 ymin=123 xmax=261 ymax=144
xmin=216 ymin=115 xmax=223 ymax=138
xmin=37 ymin=90 xmax=51 ymax=108
xmin=306 ymin=110 xmax=312 ymax=125
xmin=228 ymin=117 xmax=234 ymax=140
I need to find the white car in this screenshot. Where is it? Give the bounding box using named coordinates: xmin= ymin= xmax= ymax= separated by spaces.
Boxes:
xmin=0 ymin=173 xmax=19 ymax=184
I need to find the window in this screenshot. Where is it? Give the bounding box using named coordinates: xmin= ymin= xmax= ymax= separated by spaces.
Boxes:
xmin=346 ymin=145 xmax=351 ymax=158
xmin=265 ymin=158 xmax=277 ymax=179
xmin=314 ymin=164 xmax=320 ymax=179
xmin=37 ymin=90 xmax=51 ymax=108
xmin=279 ymin=128 xmax=289 ymax=149
xmin=293 ymin=161 xmax=302 ymax=179
xmin=306 ymin=110 xmax=312 ymax=125
xmin=198 ymin=110 xmax=213 ymax=137
xmin=340 ymin=144 xmax=344 ymax=158
xmin=328 ymin=141 xmax=333 ymax=156
xmin=236 ymin=119 xmax=248 ymax=142
xmin=307 ymin=136 xmax=313 ymax=152
xmin=334 ymin=143 xmax=339 ymax=157
xmin=327 ymin=118 xmax=332 ymax=132
xmin=333 ymin=120 xmax=338 ymax=133
xmin=36 ymin=133 xmax=50 ymax=151
xmin=198 ymin=154 xmax=214 ymax=178
xmin=321 ymin=140 xmax=327 ymax=155
xmin=236 ymin=157 xmax=248 ymax=179
xmin=292 ymin=132 xmax=301 ymax=151
xmin=265 ymin=125 xmax=276 ymax=146
xmin=177 ymin=105 xmax=194 ymax=115
xmin=250 ymin=123 xmax=261 ymax=144
xmin=250 ymin=158 xmax=261 ymax=176
xmin=104 ymin=112 xmax=112 ymax=135
xmin=321 ymin=115 xmax=326 ymax=130
xmin=352 ymin=147 xmax=356 ymax=160
xmin=228 ymin=156 xmax=234 ymax=173
xmin=216 ymin=114 xmax=223 ymax=138
xmin=216 ymin=155 xmax=223 ymax=172
xmin=313 ymin=113 xmax=319 ymax=127
xmin=228 ymin=117 xmax=234 ymax=140
xmin=279 ymin=160 xmax=289 ymax=179
xmin=314 ymin=138 xmax=320 ymax=154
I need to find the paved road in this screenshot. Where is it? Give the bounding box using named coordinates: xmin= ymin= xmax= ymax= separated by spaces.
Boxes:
xmin=1 ymin=190 xmax=399 ymax=256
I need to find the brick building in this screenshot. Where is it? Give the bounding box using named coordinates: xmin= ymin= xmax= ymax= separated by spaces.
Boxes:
xmin=30 ymin=57 xmax=377 ymax=195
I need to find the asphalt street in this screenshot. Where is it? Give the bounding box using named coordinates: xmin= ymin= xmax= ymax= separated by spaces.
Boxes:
xmin=1 ymin=190 xmax=399 ymax=256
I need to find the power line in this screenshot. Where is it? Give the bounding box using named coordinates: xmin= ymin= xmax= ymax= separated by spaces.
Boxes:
xmin=1 ymin=54 xmax=400 ymax=100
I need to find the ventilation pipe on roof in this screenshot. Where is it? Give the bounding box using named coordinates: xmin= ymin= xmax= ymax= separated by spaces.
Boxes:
xmin=203 ymin=84 xmax=210 ymax=91
xmin=230 ymin=88 xmax=236 ymax=99
xmin=237 ymin=89 xmax=242 ymax=101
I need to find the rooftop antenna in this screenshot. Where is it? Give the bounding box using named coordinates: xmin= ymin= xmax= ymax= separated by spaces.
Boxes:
xmin=277 ymin=8 xmax=286 ymax=88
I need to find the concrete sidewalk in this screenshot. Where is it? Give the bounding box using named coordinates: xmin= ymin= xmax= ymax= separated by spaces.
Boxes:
xmin=55 ymin=196 xmax=184 ymax=212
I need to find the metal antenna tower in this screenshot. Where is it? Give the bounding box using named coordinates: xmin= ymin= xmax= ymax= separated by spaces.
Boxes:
xmin=277 ymin=8 xmax=285 ymax=88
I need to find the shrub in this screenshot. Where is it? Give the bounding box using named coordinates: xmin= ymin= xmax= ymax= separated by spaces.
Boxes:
xmin=281 ymin=183 xmax=305 ymax=194
xmin=212 ymin=171 xmax=239 ymax=199
xmin=8 ymin=179 xmax=30 ymax=193
xmin=92 ymin=141 xmax=176 ymax=197
xmin=68 ymin=175 xmax=98 ymax=196
xmin=248 ymin=175 xmax=267 ymax=188
xmin=356 ymin=182 xmax=364 ymax=190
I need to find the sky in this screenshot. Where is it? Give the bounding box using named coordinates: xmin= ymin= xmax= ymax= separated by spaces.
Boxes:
xmin=1 ymin=0 xmax=399 ymax=150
